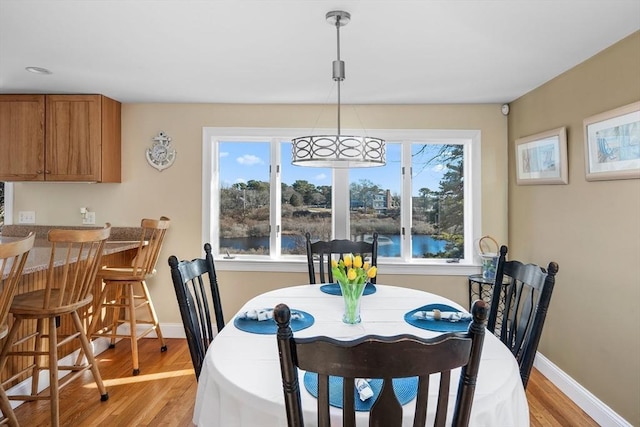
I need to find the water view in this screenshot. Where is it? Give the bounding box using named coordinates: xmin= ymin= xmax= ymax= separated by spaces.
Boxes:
xmin=220 ymin=234 xmax=448 ymax=258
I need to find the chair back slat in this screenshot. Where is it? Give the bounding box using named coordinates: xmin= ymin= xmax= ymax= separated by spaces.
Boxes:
xmin=275 ymin=300 xmax=488 ymax=427
xmin=487 ymin=245 xmax=558 ymax=388
xmin=305 ymin=232 xmax=379 ymax=284
xmin=413 ymin=375 xmax=430 ymax=426
xmin=169 ymin=243 xmax=224 ymax=379
xmin=371 ymin=379 xmax=402 ymax=426
xmin=131 ymin=216 xmax=170 ymax=277
xmin=0 ymin=233 xmax=36 ymax=331
xmin=45 ymin=225 xmax=111 ymax=310
xmin=434 ymin=372 xmax=451 ymax=427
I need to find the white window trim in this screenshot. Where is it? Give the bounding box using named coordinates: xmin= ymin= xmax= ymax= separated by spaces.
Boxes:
xmin=1 ymin=182 xmax=13 ymax=225
xmin=202 ymin=127 xmax=482 ymax=276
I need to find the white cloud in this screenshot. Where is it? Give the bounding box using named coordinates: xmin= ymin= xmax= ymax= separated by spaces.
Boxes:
xmin=234 ymin=178 xmax=247 ymax=184
xmin=314 ymin=173 xmax=327 ymax=181
xmin=432 ymin=164 xmax=446 ymax=172
xmin=236 ymin=154 xmax=263 ymax=165
xmin=220 ymin=151 xmax=229 ymax=157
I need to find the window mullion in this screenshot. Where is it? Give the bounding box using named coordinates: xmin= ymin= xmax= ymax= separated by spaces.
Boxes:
xmin=333 ymin=168 xmax=350 ymax=239
xmin=401 ymin=141 xmax=413 ymax=262
xmin=271 ymin=139 xmax=282 ymax=258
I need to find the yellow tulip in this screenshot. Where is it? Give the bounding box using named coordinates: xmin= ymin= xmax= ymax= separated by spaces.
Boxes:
xmin=353 ymin=255 xmax=363 ymax=268
xmin=331 ymin=259 xmax=338 ymax=268
xmin=347 ymin=268 xmax=357 ymax=281
xmin=363 ymin=262 xmax=370 ymax=270
xmin=343 ymin=254 xmax=353 ymax=268
xmin=367 ymin=266 xmax=377 ymax=278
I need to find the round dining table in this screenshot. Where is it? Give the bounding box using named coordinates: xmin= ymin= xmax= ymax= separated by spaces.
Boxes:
xmin=193 ymin=284 xmax=529 ymax=426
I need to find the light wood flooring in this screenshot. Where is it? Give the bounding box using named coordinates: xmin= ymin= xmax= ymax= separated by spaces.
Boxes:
xmin=9 ymin=338 xmax=598 ymax=426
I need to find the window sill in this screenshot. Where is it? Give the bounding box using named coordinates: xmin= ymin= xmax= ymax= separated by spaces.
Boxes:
xmin=213 ymin=256 xmax=481 ymax=276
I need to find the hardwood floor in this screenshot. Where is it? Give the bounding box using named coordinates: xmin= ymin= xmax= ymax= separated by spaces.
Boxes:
xmin=9 ymin=338 xmax=598 ymax=426
xmin=12 ymin=338 xmax=196 ymax=426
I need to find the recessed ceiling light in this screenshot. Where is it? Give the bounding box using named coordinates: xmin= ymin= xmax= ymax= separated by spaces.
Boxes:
xmin=25 ymin=66 xmax=52 ymax=75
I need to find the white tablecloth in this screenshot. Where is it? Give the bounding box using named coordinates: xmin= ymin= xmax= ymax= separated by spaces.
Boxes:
xmin=193 ymin=285 xmax=529 ymax=426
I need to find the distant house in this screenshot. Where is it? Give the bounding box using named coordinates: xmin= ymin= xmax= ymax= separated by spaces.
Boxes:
xmin=351 ymin=189 xmax=394 ymax=213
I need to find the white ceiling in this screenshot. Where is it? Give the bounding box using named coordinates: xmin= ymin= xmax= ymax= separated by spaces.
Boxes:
xmin=1 ymin=0 xmax=639 ymax=105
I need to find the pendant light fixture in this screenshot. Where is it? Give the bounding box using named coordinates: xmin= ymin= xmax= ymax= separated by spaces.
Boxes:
xmin=291 ymin=10 xmax=386 ymax=168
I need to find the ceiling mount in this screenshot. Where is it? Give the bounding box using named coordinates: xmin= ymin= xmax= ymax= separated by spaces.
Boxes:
xmin=325 ymin=10 xmax=350 ymax=26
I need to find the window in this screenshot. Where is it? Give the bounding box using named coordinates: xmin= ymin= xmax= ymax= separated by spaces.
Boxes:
xmin=203 ymin=128 xmax=481 ymax=273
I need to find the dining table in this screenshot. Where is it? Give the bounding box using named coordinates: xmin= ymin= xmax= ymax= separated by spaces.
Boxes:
xmin=193 ymin=284 xmax=529 ymax=426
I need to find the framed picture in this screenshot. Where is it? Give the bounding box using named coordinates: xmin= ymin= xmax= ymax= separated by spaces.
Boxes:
xmin=515 ymin=127 xmax=568 ymax=185
xmin=584 ymin=101 xmax=640 ymax=181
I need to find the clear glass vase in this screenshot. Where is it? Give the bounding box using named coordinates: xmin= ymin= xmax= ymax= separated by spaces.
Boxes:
xmin=338 ymin=280 xmax=367 ymax=324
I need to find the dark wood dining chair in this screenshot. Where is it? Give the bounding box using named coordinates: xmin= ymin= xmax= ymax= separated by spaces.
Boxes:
xmin=275 ymin=300 xmax=488 ymax=427
xmin=168 ymin=243 xmax=224 ymax=380
xmin=88 ymin=216 xmax=170 ymax=376
xmin=486 ymin=245 xmax=559 ymax=388
xmin=0 ymin=225 xmax=111 ymax=427
xmin=0 ymin=232 xmax=35 ymax=426
xmin=305 ymin=232 xmax=379 ymax=284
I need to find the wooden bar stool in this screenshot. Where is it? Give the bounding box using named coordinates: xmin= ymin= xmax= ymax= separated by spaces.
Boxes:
xmin=88 ymin=217 xmax=170 ymax=375
xmin=0 ymin=233 xmax=35 ymax=426
xmin=0 ymin=226 xmax=111 ymax=427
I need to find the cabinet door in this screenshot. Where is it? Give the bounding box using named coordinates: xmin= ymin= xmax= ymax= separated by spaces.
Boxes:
xmin=45 ymin=95 xmax=101 ymax=181
xmin=0 ymin=95 xmax=45 ymax=181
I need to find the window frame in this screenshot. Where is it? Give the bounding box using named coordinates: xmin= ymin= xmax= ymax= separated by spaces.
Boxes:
xmin=0 ymin=182 xmax=13 ymax=227
xmin=202 ymin=127 xmax=482 ymax=276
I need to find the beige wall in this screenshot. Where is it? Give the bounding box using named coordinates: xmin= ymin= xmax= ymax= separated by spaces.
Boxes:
xmin=12 ymin=104 xmax=507 ymax=323
xmin=508 ymin=31 xmax=640 ymax=424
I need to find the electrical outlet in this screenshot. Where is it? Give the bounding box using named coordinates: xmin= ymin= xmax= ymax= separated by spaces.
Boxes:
xmin=18 ymin=211 xmax=36 ymax=224
xmin=83 ymin=211 xmax=96 ymax=225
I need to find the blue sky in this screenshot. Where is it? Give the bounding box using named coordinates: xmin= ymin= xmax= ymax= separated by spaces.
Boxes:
xmin=219 ymin=142 xmax=446 ymax=196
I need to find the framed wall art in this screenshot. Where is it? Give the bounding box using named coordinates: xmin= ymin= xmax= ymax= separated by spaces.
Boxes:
xmin=583 ymin=101 xmax=640 ymax=181
xmin=515 ymin=127 xmax=568 ymax=185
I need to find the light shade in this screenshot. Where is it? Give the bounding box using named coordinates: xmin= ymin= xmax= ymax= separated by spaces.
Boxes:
xmin=291 ymin=135 xmax=386 ymax=168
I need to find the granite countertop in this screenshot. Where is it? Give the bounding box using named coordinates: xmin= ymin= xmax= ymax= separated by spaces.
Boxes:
xmin=1 ymin=224 xmax=143 ymax=241
xmin=1 ymin=225 xmax=142 ymax=278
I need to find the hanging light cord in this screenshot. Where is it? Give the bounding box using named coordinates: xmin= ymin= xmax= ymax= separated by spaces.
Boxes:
xmin=333 ymin=14 xmax=345 ymax=136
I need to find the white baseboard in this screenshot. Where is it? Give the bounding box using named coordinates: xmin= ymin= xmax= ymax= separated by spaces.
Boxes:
xmin=5 ymin=323 xmax=186 ymax=409
xmin=6 ymin=335 xmax=116 ymax=409
xmin=534 ymin=352 xmax=631 ymax=427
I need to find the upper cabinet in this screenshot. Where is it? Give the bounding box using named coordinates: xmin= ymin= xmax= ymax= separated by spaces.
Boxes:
xmin=0 ymin=94 xmax=121 ymax=182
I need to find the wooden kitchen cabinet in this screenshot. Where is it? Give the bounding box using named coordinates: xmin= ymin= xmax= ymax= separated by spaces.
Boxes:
xmin=0 ymin=94 xmax=121 ymax=182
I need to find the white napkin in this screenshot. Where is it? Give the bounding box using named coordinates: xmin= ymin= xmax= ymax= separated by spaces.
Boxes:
xmin=355 ymin=378 xmax=374 ymax=401
xmin=237 ymin=308 xmax=304 ymax=321
xmin=412 ymin=309 xmax=471 ymax=322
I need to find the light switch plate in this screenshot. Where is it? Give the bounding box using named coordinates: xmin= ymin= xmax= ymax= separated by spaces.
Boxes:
xmin=82 ymin=211 xmax=96 ymax=225
xmin=18 ymin=211 xmax=36 ymax=224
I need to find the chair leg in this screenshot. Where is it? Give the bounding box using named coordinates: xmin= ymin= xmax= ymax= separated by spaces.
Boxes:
xmin=128 ymin=284 xmax=140 ymax=376
xmin=71 ymin=311 xmax=108 ymax=400
xmin=31 ymin=318 xmax=46 ymax=397
xmin=48 ymin=317 xmax=60 ymax=427
xmin=140 ymin=280 xmax=167 ymax=352
xmin=110 ymin=283 xmax=126 ymax=348
xmin=0 ymin=318 xmax=22 ymax=373
xmin=0 ymin=386 xmax=18 ymax=426
xmin=86 ymin=280 xmax=108 ymax=342
xmin=0 ymin=319 xmax=21 ymax=427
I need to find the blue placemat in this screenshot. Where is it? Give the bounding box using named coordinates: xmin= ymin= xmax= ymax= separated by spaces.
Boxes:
xmin=404 ymin=304 xmax=471 ymax=333
xmin=233 ymin=309 xmax=314 ymax=335
xmin=319 ymin=282 xmax=377 ymax=296
xmin=303 ymin=372 xmax=418 ymax=411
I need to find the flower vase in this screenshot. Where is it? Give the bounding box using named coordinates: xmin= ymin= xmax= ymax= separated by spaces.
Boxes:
xmin=338 ymin=280 xmax=367 ymax=324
